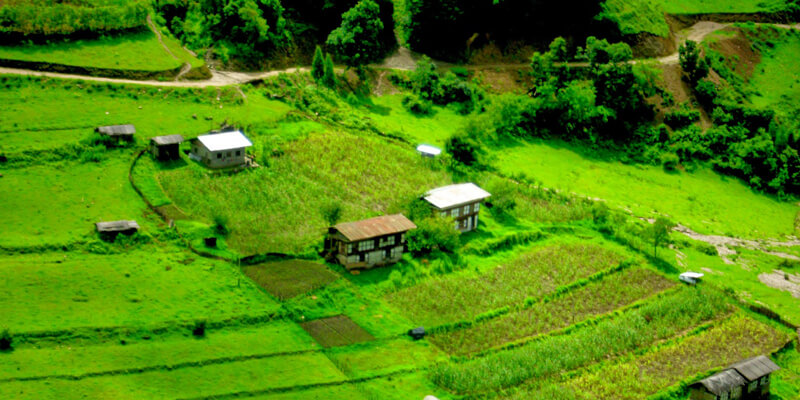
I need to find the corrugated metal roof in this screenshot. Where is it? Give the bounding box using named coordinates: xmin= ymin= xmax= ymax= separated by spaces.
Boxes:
xmin=424 ymin=183 xmax=491 ymax=209
xmin=197 ymin=131 xmax=253 ymax=152
xmin=151 ymin=134 xmax=184 ymax=145
xmin=681 ymin=272 xmax=705 ymax=279
xmin=96 ymin=220 xmax=140 ymax=232
xmin=417 ymin=144 xmax=442 ymax=156
xmin=694 ymin=369 xmax=747 ymax=395
xmin=96 ymin=125 xmax=136 ymax=136
xmin=729 ymin=356 xmax=780 ymax=381
xmin=333 ymin=214 xmax=416 ymax=242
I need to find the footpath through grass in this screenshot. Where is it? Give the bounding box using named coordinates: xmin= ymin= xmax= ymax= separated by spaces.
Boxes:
xmin=494 ymin=139 xmax=799 ymax=239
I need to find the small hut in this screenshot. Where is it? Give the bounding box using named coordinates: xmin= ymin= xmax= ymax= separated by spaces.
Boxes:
xmin=96 ymin=220 xmax=139 ymax=240
xmin=689 ymin=355 xmax=780 ymax=400
xmin=423 ymin=183 xmax=491 ymax=232
xmin=190 ymin=130 xmax=252 ymax=169
xmin=325 ymin=214 xmax=416 ymax=270
xmin=96 ymin=125 xmax=135 ymax=141
xmin=150 ymin=135 xmax=184 ymax=161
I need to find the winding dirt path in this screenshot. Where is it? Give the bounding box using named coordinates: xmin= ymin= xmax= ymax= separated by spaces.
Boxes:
xmin=674 ymin=224 xmax=800 ymax=263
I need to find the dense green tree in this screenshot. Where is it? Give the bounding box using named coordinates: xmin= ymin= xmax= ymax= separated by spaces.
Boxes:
xmin=326 ymin=0 xmax=384 ymax=74
xmin=311 ymin=45 xmax=325 ymax=82
xmin=406 ymin=216 xmax=460 ymax=254
xmin=650 ymin=217 xmax=675 ymax=258
xmin=322 ymin=53 xmax=337 ymax=88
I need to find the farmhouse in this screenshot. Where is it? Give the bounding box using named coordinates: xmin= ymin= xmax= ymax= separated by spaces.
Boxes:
xmin=95 ymin=220 xmax=139 ymax=240
xmin=96 ymin=124 xmax=135 ymax=141
xmin=190 ymin=130 xmax=252 ymax=169
xmin=689 ymin=355 xmax=780 ymax=400
xmin=423 ymin=183 xmax=491 ymax=232
xmin=150 ymin=134 xmax=183 ymax=161
xmin=325 ymin=214 xmax=416 ymax=270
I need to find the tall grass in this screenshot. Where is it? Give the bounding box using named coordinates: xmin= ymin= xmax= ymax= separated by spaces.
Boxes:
xmin=429 ymin=287 xmax=731 ymax=394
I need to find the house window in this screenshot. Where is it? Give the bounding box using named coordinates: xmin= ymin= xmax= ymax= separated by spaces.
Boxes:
xmin=364 ymin=253 xmax=370 ymax=263
xmin=440 ymin=211 xmax=447 ymax=217
xmin=761 ymin=375 xmax=770 ymax=384
xmin=463 ymin=205 xmax=470 ymax=214
xmin=720 ymin=391 xmax=728 ymax=400
xmin=346 ymin=244 xmax=353 ymax=254
xmin=236 ymin=150 xmax=241 ymax=156
xmin=380 ymin=235 xmax=395 ymax=247
xmin=455 ymin=221 xmax=459 ymax=230
xmin=400 ymin=233 xmax=405 ymax=243
xmin=474 ymin=203 xmax=480 ymax=212
xmin=748 ymin=382 xmax=758 ymax=392
xmin=217 ymin=153 xmax=222 ymax=159
xmin=731 ymin=387 xmax=742 ymax=398
xmin=452 ymin=208 xmax=460 ymax=218
xmin=390 ymin=247 xmax=400 ymax=258
xmin=227 ymin=152 xmax=232 ymax=157
xmin=347 ymin=255 xmax=358 ymax=264
xmin=358 ymin=240 xmax=374 ymax=252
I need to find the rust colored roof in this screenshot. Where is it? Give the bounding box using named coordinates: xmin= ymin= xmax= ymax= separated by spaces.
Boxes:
xmin=333 ymin=214 xmax=416 ymax=242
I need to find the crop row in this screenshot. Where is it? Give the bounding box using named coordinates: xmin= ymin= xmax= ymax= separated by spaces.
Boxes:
xmin=386 ymin=242 xmax=626 ymax=327
xmin=429 ymin=287 xmax=732 ymax=394
xmin=429 ymin=267 xmax=675 ymax=355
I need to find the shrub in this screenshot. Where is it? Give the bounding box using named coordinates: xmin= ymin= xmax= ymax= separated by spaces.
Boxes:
xmin=0 ymin=329 xmax=11 ymax=351
xmin=660 ymin=152 xmax=680 ymax=171
xmin=192 ymin=320 xmax=207 ymax=337
xmin=311 ymin=46 xmax=325 ymax=83
xmin=401 ymin=93 xmax=433 ymax=115
xmin=664 ymin=108 xmax=700 ymax=130
xmin=445 ymin=132 xmax=483 ymax=166
xmin=406 ymin=216 xmax=460 ymax=254
xmin=321 ymin=202 xmax=343 ymax=226
xmin=213 ymin=214 xmax=230 ymax=237
xmin=322 ymin=53 xmax=337 ymax=88
xmin=694 ymin=241 xmax=718 ymax=256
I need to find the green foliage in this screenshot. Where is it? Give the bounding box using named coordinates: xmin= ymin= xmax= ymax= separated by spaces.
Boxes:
xmin=326 ymin=0 xmax=384 ymax=70
xmin=0 ymin=0 xmax=148 ymax=37
xmin=660 ymin=152 xmax=680 ymax=171
xmin=599 ymin=0 xmax=669 ymax=37
xmin=406 ymin=216 xmax=461 ymax=255
xmin=213 ymin=214 xmax=230 ymax=237
xmin=650 ymin=217 xmax=675 ymax=257
xmin=679 ymin=40 xmax=710 ymax=84
xmin=408 ymin=57 xmax=484 ymax=114
xmin=321 ymin=202 xmax=343 ymax=226
xmin=0 ymin=329 xmax=12 ymax=351
xmin=322 ymin=53 xmax=337 ymax=88
xmin=445 ymin=132 xmax=483 ymax=167
xmin=311 ymin=45 xmax=325 ymax=83
xmin=664 ymin=107 xmax=700 ymax=130
xmin=192 ymin=319 xmax=207 ymax=337
xmin=401 ymin=93 xmax=433 ymax=115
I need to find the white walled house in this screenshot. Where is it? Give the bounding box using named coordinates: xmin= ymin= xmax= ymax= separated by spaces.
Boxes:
xmin=190 ymin=130 xmax=253 ymax=169
xmin=424 ymin=183 xmax=491 ymax=232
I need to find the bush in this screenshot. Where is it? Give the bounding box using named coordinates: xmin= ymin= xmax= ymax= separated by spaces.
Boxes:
xmin=401 ymin=93 xmax=433 ymax=115
xmin=0 ymin=329 xmax=11 ymax=351
xmin=192 ymin=320 xmax=207 ymax=337
xmin=213 ymin=214 xmax=230 ymax=237
xmin=406 ymin=216 xmax=460 ymax=254
xmin=664 ymin=108 xmax=700 ymax=130
xmin=445 ymin=132 xmax=483 ymax=167
xmin=660 ymin=152 xmax=680 ymax=171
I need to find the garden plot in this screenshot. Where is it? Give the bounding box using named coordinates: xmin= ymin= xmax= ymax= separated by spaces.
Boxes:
xmin=429 ymin=267 xmax=675 ymax=355
xmin=300 ymin=315 xmax=375 ymax=348
xmin=243 ymin=260 xmax=339 ymax=300
xmin=325 ymin=339 xmax=445 ymax=378
xmin=386 ymin=241 xmax=626 ymax=327
xmin=430 ymin=287 xmax=732 ymax=395
xmin=160 ymin=130 xmax=451 ymax=254
xmin=0 ymin=247 xmax=280 ymax=333
xmin=564 ymin=315 xmax=793 ymax=400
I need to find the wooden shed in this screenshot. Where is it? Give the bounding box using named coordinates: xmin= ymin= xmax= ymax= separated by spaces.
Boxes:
xmin=96 ymin=220 xmax=139 ymax=240
xmin=325 ymin=214 xmax=416 ymax=270
xmin=150 ymin=134 xmax=184 ymax=161
xmin=190 ymin=130 xmax=252 ymax=169
xmin=96 ymin=124 xmax=135 ymax=141
xmin=423 ymin=183 xmax=491 ymax=232
xmin=689 ymin=355 xmax=780 ymax=400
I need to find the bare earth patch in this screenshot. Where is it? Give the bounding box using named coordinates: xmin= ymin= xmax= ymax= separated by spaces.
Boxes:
xmin=758 ymin=270 xmax=800 ymax=298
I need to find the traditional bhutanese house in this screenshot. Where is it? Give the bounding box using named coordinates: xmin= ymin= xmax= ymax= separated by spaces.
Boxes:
xmin=150 ymin=134 xmax=184 ymax=161
xmin=190 ymin=130 xmax=252 ymax=169
xmin=96 ymin=220 xmax=139 ymax=240
xmin=96 ymin=124 xmax=135 ymax=141
xmin=326 ymin=214 xmax=416 ymax=270
xmin=689 ymin=355 xmax=780 ymax=400
xmin=423 ymin=183 xmax=491 ymax=232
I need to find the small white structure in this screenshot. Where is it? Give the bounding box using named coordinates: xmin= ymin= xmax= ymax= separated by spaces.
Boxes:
xmin=680 ymin=271 xmax=704 ymax=285
xmin=424 ymin=183 xmax=491 ymax=232
xmin=190 ymin=130 xmax=252 ymax=169
xmin=423 ymin=396 xmax=440 ymax=400
xmin=416 ymin=144 xmax=442 ymax=158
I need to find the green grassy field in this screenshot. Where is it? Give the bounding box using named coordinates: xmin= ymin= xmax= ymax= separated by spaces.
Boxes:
xmin=660 ymin=0 xmax=789 ymax=14
xmin=0 ymin=247 xmax=280 ymax=333
xmin=0 ymin=30 xmax=202 ymax=71
xmin=494 ymin=139 xmax=799 ymax=239
xmin=747 ymin=27 xmax=800 ymax=114
xmin=367 ymin=94 xmax=469 ymax=146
